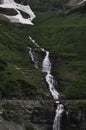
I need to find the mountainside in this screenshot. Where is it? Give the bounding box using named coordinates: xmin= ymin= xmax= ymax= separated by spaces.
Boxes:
xmin=67 ymin=0 xmax=82 ymax=7
xmin=29 ymin=0 xmax=86 ymax=11
xmin=0 ymin=0 xmax=86 ymax=130
xmin=29 ymin=0 xmax=69 ymax=11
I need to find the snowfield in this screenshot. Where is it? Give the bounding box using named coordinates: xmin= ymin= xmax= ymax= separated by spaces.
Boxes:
xmin=0 ymin=0 xmax=36 ymax=25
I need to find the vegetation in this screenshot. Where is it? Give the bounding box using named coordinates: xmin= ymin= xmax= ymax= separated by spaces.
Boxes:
xmin=0 ymin=7 xmax=30 ymax=19
xmin=0 ymin=2 xmax=86 ymax=130
xmin=30 ymin=10 xmax=86 ymax=99
xmin=0 ymin=19 xmax=48 ymax=99
xmin=2 ymin=102 xmax=21 ymax=123
xmin=0 ymin=8 xmax=17 ymax=15
xmin=0 ymin=3 xmax=86 ymax=100
xmin=29 ymin=0 xmax=70 ymax=11
xmin=25 ymin=123 xmax=37 ymax=130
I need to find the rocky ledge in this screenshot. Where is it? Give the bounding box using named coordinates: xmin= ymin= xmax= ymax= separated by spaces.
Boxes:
xmin=0 ymin=99 xmax=54 ymax=130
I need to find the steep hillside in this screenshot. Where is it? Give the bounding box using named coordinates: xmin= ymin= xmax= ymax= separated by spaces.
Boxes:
xmin=31 ymin=10 xmax=86 ymax=100
xmin=1 ymin=3 xmax=86 ymax=100
xmin=29 ymin=0 xmax=70 ymax=11
xmin=0 ymin=1 xmax=86 ymax=130
xmin=29 ymin=0 xmax=86 ymax=11
xmin=0 ymin=20 xmax=51 ymax=99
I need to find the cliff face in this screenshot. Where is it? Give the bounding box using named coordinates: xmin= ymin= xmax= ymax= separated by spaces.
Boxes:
xmin=0 ymin=100 xmax=54 ymax=130
xmin=0 ymin=100 xmax=86 ymax=130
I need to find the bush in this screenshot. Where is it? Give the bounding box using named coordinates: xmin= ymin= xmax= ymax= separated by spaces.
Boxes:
xmin=25 ymin=123 xmax=37 ymax=130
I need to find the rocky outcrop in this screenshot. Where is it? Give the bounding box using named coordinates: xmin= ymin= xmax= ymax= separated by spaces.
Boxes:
xmin=0 ymin=100 xmax=86 ymax=130
xmin=67 ymin=0 xmax=81 ymax=7
xmin=0 ymin=100 xmax=55 ymax=130
xmin=66 ymin=105 xmax=86 ymax=130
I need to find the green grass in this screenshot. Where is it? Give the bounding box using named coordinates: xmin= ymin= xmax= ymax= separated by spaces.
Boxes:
xmin=0 ymin=7 xmax=86 ymax=99
xmin=0 ymin=20 xmax=48 ymax=99
xmin=25 ymin=123 xmax=37 ymax=130
xmin=30 ymin=11 xmax=86 ymax=99
xmin=0 ymin=8 xmax=17 ymax=15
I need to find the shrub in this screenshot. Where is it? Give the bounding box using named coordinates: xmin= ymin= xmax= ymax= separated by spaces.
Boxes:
xmin=25 ymin=123 xmax=37 ymax=130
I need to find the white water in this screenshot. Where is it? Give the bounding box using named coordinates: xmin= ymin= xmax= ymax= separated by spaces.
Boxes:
xmin=29 ymin=36 xmax=46 ymax=52
xmin=28 ymin=37 xmax=64 ymax=130
xmin=53 ymin=104 xmax=64 ymax=130
xmin=78 ymin=0 xmax=86 ymax=5
xmin=27 ymin=47 xmax=38 ymax=69
xmin=42 ymin=51 xmax=60 ymax=101
xmin=0 ymin=1 xmax=65 ymax=129
xmin=0 ymin=0 xmax=36 ymax=25
xmin=27 ymin=47 xmax=35 ymax=62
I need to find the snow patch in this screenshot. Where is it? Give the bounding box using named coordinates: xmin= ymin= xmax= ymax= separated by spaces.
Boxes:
xmin=0 ymin=0 xmax=36 ymax=25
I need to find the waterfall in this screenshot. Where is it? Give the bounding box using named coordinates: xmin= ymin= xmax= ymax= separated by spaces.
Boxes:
xmin=42 ymin=47 xmax=64 ymax=130
xmin=28 ymin=37 xmax=64 ymax=130
xmin=53 ymin=104 xmax=64 ymax=130
xmin=27 ymin=47 xmax=38 ymax=69
xmin=42 ymin=51 xmax=60 ymax=101
xmin=78 ymin=0 xmax=86 ymax=5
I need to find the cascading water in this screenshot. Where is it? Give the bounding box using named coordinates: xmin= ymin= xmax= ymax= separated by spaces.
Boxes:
xmin=42 ymin=51 xmax=60 ymax=101
xmin=28 ymin=37 xmax=64 ymax=130
xmin=53 ymin=104 xmax=64 ymax=130
xmin=78 ymin=0 xmax=86 ymax=5
xmin=27 ymin=46 xmax=38 ymax=69
xmin=0 ymin=1 xmax=65 ymax=129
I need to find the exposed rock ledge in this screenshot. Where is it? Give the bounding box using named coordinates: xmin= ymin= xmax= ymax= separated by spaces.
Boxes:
xmin=0 ymin=99 xmax=54 ymax=130
xmin=0 ymin=99 xmax=86 ymax=130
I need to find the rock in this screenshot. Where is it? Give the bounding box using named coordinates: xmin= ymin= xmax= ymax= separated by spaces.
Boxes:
xmin=0 ymin=100 xmax=55 ymax=130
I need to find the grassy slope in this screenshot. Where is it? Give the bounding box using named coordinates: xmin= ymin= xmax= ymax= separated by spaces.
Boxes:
xmin=30 ymin=10 xmax=86 ymax=99
xmin=0 ymin=19 xmax=49 ymax=99
xmin=0 ymin=6 xmax=86 ymax=100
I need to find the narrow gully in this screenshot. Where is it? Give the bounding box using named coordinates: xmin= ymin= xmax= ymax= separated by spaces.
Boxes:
xmin=28 ymin=36 xmax=65 ymax=130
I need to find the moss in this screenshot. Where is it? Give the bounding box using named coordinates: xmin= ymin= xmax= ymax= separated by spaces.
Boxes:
xmin=0 ymin=8 xmax=17 ymax=15
xmin=25 ymin=123 xmax=37 ymax=130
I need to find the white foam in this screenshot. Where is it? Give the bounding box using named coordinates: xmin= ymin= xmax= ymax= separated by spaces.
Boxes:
xmin=28 ymin=36 xmax=46 ymax=51
xmin=78 ymin=0 xmax=86 ymax=5
xmin=53 ymin=104 xmax=64 ymax=130
xmin=42 ymin=51 xmax=51 ymax=73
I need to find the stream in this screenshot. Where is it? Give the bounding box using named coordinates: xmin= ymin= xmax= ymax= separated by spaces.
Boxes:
xmin=0 ymin=1 xmax=65 ymax=129
xmin=28 ymin=36 xmax=65 ymax=130
xmin=0 ymin=0 xmax=86 ymax=130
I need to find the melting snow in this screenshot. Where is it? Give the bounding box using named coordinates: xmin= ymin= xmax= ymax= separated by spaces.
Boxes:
xmin=0 ymin=0 xmax=36 ymax=25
